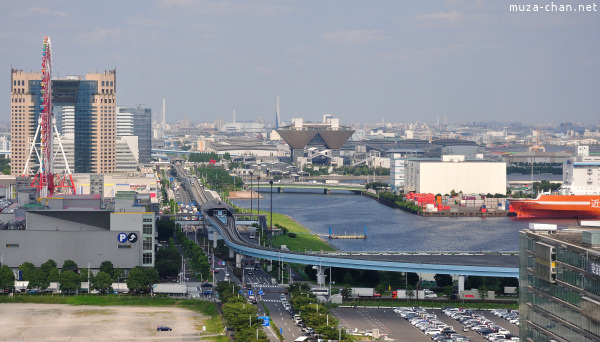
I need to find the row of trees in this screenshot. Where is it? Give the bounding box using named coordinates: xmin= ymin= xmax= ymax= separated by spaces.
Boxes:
xmin=188 ymin=152 xmax=231 ymax=163
xmin=196 ymin=165 xmax=243 ymax=191
xmin=215 ymin=281 xmax=269 ymax=341
xmin=0 ymin=259 xmax=159 ymax=294
xmin=174 ymin=227 xmax=211 ymax=281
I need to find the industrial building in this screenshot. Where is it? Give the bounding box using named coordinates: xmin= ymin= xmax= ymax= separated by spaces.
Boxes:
xmin=519 ymin=226 xmax=600 ymax=341
xmin=276 ymin=115 xmax=354 ymax=165
xmin=0 ymin=195 xmax=155 ymax=269
xmin=10 ymin=69 xmax=117 ymax=175
xmin=404 ymin=155 xmax=506 ymax=195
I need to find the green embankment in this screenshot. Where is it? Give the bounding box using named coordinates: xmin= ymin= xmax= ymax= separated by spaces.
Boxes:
xmin=260 ymin=211 xmax=336 ymax=252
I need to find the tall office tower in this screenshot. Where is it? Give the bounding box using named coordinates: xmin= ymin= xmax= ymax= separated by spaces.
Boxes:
xmin=519 ymin=227 xmax=600 ymax=341
xmin=116 ymin=106 xmax=152 ymax=164
xmin=10 ymin=69 xmax=116 ymax=175
xmin=10 ymin=69 xmax=42 ymax=176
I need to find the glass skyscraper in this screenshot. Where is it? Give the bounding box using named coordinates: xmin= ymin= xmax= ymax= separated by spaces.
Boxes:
xmin=519 ymin=227 xmax=600 ymax=341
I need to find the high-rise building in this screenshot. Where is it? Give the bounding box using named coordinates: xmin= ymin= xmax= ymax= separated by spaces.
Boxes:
xmin=116 ymin=106 xmax=152 ymax=164
xmin=519 ymin=226 xmax=600 ymax=341
xmin=10 ymin=69 xmax=116 ymax=175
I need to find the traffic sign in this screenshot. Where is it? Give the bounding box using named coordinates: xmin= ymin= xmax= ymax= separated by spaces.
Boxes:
xmin=248 ymin=290 xmax=253 ymax=295
xmin=117 ymin=233 xmax=127 ymax=243
xmin=128 ymin=233 xmax=138 ymax=243
xmin=258 ymin=290 xmax=264 ymax=295
xmin=258 ymin=316 xmax=270 ymax=326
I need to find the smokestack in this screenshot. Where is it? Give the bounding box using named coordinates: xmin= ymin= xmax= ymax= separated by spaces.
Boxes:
xmin=162 ymin=99 xmax=166 ymax=130
xmin=276 ymin=95 xmax=280 ymax=129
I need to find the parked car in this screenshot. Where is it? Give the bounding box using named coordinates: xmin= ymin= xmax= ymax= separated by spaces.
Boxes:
xmin=157 ymin=326 xmax=172 ymax=331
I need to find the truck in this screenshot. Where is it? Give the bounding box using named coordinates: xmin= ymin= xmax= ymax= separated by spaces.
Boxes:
xmin=392 ymin=289 xmax=434 ymax=299
xmin=351 ymin=287 xmax=379 ymax=298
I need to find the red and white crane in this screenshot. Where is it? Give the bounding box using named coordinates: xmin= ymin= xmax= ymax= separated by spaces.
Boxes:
xmin=22 ymin=36 xmax=76 ymax=197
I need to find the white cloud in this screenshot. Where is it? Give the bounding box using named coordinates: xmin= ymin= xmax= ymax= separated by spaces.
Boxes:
xmin=156 ymin=0 xmax=292 ymax=17
xmin=321 ymin=30 xmax=386 ymax=46
xmin=28 ymin=7 xmax=67 ymax=18
xmin=415 ymin=10 xmax=463 ymax=26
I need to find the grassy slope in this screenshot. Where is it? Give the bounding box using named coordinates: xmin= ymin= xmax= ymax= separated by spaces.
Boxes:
xmin=264 ymin=211 xmax=336 ymax=252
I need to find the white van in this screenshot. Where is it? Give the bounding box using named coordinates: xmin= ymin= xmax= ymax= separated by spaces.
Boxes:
xmin=294 ymin=337 xmax=309 ymax=342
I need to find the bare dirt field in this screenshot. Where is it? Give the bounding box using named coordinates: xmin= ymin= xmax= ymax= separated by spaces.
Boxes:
xmin=0 ymin=303 xmax=207 ymax=341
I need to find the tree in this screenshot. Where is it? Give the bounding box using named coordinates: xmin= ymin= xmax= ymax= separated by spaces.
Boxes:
xmin=28 ymin=268 xmax=50 ymax=291
xmin=478 ymin=285 xmax=488 ymax=300
xmin=126 ymin=266 xmax=151 ymax=292
xmin=99 ymin=261 xmax=114 ymax=278
xmin=92 ymin=271 xmax=113 ymax=293
xmin=59 ymin=271 xmax=81 ymax=294
xmin=406 ymin=272 xmax=420 ymax=287
xmin=342 ymin=272 xmax=353 ymax=286
xmin=434 ymin=274 xmax=453 ymax=288
xmin=406 ymin=285 xmax=415 ymax=300
xmin=112 ymin=268 xmax=125 ymax=282
xmin=442 ymin=285 xmax=454 ymax=299
xmin=79 ymin=268 xmax=93 ymax=284
xmin=0 ymin=265 xmax=15 ymax=291
xmin=143 ymin=268 xmax=159 ymax=285
xmin=156 ymin=218 xmax=176 ymax=241
xmin=155 ymin=259 xmax=180 ymax=279
xmin=40 ymin=259 xmax=57 ymax=276
xmin=18 ymin=262 xmax=36 ymax=281
xmin=340 ymin=284 xmax=352 ymax=298
xmin=48 ymin=268 xmax=60 ymax=282
xmin=61 ymin=260 xmax=78 ymax=273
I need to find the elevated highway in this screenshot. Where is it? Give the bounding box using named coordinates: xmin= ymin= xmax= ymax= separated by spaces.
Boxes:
xmin=171 ymin=162 xmax=518 ymax=278
xmin=201 ymin=201 xmax=518 ymax=278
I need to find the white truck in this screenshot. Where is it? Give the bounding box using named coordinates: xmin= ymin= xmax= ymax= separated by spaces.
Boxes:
xmin=351 ymin=287 xmax=379 ymax=298
xmin=393 ymin=289 xmax=435 ymax=299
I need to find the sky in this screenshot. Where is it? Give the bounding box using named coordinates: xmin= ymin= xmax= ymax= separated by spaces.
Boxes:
xmin=1 ymin=0 xmax=599 ymax=126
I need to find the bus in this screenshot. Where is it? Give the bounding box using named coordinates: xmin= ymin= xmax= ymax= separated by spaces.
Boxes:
xmin=310 ymin=288 xmax=329 ymax=296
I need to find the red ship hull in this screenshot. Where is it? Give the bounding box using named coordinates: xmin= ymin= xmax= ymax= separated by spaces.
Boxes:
xmin=509 ymin=195 xmax=600 ymax=218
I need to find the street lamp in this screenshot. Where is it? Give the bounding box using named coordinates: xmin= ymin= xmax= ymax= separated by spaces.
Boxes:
xmin=249 ymin=171 xmax=253 ymax=216
xmin=269 ymin=180 xmax=273 ymax=234
xmin=257 ymin=175 xmax=261 ymax=241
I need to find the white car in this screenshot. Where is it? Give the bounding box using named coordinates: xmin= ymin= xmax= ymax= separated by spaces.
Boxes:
xmin=424 ymin=328 xmax=442 ymax=335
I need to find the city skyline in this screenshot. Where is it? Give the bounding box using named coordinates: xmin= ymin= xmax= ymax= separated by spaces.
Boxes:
xmin=1 ymin=1 xmax=599 ymax=125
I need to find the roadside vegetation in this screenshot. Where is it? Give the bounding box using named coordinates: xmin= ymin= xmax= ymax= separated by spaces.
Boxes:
xmin=288 ymin=283 xmax=352 ymax=340
xmin=215 ymin=281 xmax=269 ymax=341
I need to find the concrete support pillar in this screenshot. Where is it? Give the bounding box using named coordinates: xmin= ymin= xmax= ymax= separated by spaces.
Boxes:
xmin=229 ymin=247 xmax=234 ymax=259
xmin=212 ymin=231 xmax=218 ymax=248
xmin=313 ymin=265 xmax=330 ymax=287
xmin=235 ymin=253 xmax=242 ymax=269
xmin=458 ymin=275 xmax=465 ymax=293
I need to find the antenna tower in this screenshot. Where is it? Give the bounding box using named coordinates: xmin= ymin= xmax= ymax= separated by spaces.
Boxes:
xmin=22 ymin=36 xmax=76 ymax=197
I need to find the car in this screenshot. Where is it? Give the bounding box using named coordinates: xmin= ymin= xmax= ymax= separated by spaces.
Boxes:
xmin=157 ymin=326 xmax=172 ymax=331
xmin=201 ymin=282 xmax=213 ymax=287
xmin=201 ymin=290 xmax=213 ymax=296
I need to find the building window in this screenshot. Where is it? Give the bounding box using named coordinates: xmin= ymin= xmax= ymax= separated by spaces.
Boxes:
xmin=143 ymin=253 xmax=152 ymax=264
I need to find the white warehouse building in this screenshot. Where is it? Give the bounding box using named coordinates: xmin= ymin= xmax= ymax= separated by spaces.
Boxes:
xmin=405 ymin=155 xmax=506 ymax=195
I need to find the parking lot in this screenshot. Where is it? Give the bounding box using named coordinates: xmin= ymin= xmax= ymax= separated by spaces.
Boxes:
xmin=330 ymin=306 xmax=519 ymax=342
xmin=0 ymin=303 xmax=204 ymax=341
